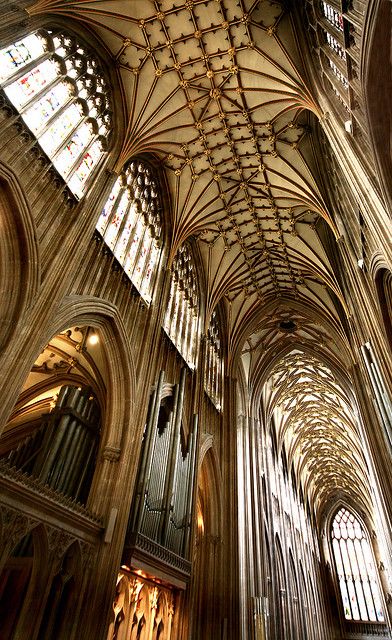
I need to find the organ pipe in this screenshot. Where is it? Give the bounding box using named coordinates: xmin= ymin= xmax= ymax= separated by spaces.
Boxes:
xmin=129 ymin=368 xmax=198 ymax=560
xmin=159 ymin=367 xmax=186 ymax=545
xmin=134 ymin=370 xmax=165 ymax=533
xmin=1 ymin=385 xmax=100 ymax=504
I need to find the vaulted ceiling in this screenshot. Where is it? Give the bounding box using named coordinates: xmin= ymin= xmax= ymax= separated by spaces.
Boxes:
xmin=26 ymin=0 xmax=368 ymax=515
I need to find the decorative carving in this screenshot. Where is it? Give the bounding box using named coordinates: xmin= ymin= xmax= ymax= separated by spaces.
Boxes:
xmin=0 ymin=506 xmax=37 ymax=550
xmin=102 ymin=446 xmax=121 ymax=463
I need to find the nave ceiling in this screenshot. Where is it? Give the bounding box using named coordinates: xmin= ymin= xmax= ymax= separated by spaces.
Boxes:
xmin=25 ymin=0 xmax=368 ymax=515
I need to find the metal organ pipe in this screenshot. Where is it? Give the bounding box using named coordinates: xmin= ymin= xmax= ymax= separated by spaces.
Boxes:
xmin=159 ymin=367 xmax=186 ymax=545
xmin=135 ymin=370 xmax=165 ymax=533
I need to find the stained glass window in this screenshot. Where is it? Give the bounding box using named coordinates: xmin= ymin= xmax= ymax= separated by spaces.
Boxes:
xmin=205 ymin=311 xmax=223 ymax=410
xmin=325 ymin=32 xmax=346 ymax=59
xmin=321 ymin=2 xmax=344 ymax=31
xmin=331 ymin=508 xmax=385 ymax=622
xmin=96 ymin=159 xmax=163 ymax=304
xmin=0 ymin=30 xmax=112 ymax=198
xmin=163 ymin=244 xmax=199 ymax=368
xmin=328 ymin=59 xmax=349 ymax=89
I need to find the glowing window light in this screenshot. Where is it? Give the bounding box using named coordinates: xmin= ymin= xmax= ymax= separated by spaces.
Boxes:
xmin=0 ymin=30 xmax=112 ymax=199
xmin=96 ymin=159 xmax=163 ymax=305
xmin=331 ymin=508 xmax=385 ymax=622
xmin=163 ymin=244 xmax=199 ymax=368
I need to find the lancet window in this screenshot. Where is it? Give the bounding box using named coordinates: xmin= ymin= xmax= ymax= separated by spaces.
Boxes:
xmin=331 ymin=508 xmax=385 ymax=622
xmin=204 ymin=311 xmax=223 ymax=410
xmin=0 ymin=30 xmax=112 ymax=198
xmin=321 ymin=2 xmax=343 ymax=30
xmin=96 ymin=159 xmax=163 ymax=303
xmin=163 ymin=244 xmax=199 ymax=368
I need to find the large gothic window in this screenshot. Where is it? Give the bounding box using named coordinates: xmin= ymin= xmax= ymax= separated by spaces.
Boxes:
xmin=163 ymin=244 xmax=199 ymax=368
xmin=204 ymin=311 xmax=223 ymax=410
xmin=96 ymin=159 xmax=163 ymax=303
xmin=331 ymin=508 xmax=384 ymax=622
xmin=0 ymin=30 xmax=112 ymax=198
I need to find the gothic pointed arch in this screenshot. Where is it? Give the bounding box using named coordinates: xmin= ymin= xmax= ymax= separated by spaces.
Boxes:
xmin=191 ymin=440 xmax=222 ymax=639
xmin=0 ymin=161 xmax=39 ymax=353
xmin=328 ymin=505 xmax=385 ymax=624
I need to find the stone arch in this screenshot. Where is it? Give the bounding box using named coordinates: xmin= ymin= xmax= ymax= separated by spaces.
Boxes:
xmin=197 ymin=436 xmax=222 ymax=536
xmin=0 ymin=161 xmax=39 ymax=354
xmin=37 ymin=540 xmax=83 ymax=640
xmin=190 ymin=438 xmax=222 ymax=639
xmin=0 ymin=296 xmax=137 ymax=518
xmin=44 ymin=295 xmax=136 ymax=457
xmin=0 ymin=523 xmax=50 ymax=640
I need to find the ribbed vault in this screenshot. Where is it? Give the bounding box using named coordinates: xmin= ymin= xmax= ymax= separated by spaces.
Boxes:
xmin=24 ymin=0 xmax=365 ymax=516
xmin=28 ymin=0 xmax=343 ymax=334
xmin=243 ymin=307 xmax=371 ymax=517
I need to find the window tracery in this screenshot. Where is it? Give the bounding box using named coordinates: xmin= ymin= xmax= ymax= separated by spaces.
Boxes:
xmin=304 ymin=1 xmax=369 ymax=144
xmin=321 ymin=2 xmax=344 ymax=31
xmin=96 ymin=159 xmax=163 ymax=303
xmin=163 ymin=244 xmax=199 ymax=368
xmin=204 ymin=311 xmax=223 ymax=410
xmin=331 ymin=508 xmax=384 ymax=622
xmin=0 ymin=30 xmax=112 ymax=198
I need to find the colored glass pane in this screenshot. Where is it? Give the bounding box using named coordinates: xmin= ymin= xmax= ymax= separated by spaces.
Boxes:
xmin=115 ymin=201 xmax=138 ymax=262
xmin=0 ymin=29 xmax=112 ymax=199
xmin=125 ymin=217 xmax=143 ymax=271
xmin=363 ymin=581 xmax=377 ymax=621
xmin=133 ymin=230 xmax=151 ymax=289
xmin=67 ymin=139 xmax=103 ymax=197
xmin=23 ymin=81 xmax=71 ymax=134
xmin=97 ymin=160 xmax=162 ymax=303
xmin=96 ymin=179 xmax=122 ymax=235
xmin=53 ymin=121 xmax=94 ymax=176
xmin=115 ymin=217 xmax=134 ymax=263
xmin=39 ymin=102 xmax=83 ymax=156
xmin=105 ymin=191 xmax=130 ymax=251
xmin=322 ymin=2 xmax=343 ymax=31
xmin=5 ymin=59 xmax=58 ymax=109
xmin=0 ymin=34 xmax=45 ymax=82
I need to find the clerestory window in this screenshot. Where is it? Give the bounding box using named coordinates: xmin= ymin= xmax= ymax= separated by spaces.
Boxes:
xmin=321 ymin=2 xmax=344 ymax=31
xmin=0 ymin=30 xmax=112 ymax=198
xmin=331 ymin=508 xmax=384 ymax=622
xmin=163 ymin=244 xmax=199 ymax=368
xmin=96 ymin=159 xmax=163 ymax=303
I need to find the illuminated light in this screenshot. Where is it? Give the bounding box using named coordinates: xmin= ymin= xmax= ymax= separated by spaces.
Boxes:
xmin=88 ymin=331 xmax=99 ymax=346
xmin=197 ymin=512 xmax=204 ymax=533
xmin=344 ymin=120 xmax=352 ymax=134
xmin=121 ymin=564 xmax=131 ymax=572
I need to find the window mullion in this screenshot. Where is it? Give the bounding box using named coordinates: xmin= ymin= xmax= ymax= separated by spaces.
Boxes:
xmin=1 ymin=51 xmax=49 ymax=88
xmin=23 ymin=84 xmax=73 ymax=137
xmin=59 ymin=129 xmax=97 ymax=182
